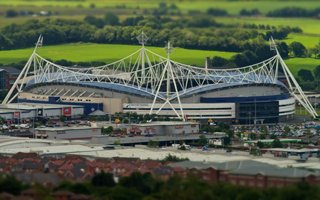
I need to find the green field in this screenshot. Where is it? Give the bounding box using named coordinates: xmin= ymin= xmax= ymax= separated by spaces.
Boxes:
xmin=215 ymin=16 xmax=320 ymax=50
xmin=1 ymin=0 xmax=319 ymax=50
xmin=2 ymin=0 xmax=320 ymax=15
xmin=0 ymin=0 xmax=319 ymax=78
xmin=1 ymin=43 xmax=319 ymax=78
xmin=284 ymin=58 xmax=320 ymax=76
xmin=0 ymin=43 xmax=236 ymax=66
xmin=285 ymin=34 xmax=320 ymax=48
xmin=216 ymin=17 xmax=320 ymax=35
xmin=295 ymin=106 xmax=320 ymax=117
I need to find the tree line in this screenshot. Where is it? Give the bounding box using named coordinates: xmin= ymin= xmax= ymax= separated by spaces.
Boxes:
xmin=210 ymin=40 xmax=320 ymax=68
xmin=0 ymin=15 xmax=297 ymax=58
xmin=0 ymin=13 xmax=298 ymax=51
xmin=4 ymin=3 xmax=320 ymax=18
xmin=1 ymin=171 xmax=320 ymax=200
xmin=267 ymin=7 xmax=320 ymax=18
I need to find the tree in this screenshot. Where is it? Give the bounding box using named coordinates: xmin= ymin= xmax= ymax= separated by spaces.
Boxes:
xmin=311 ymin=42 xmax=320 ymax=58
xmin=283 ymin=126 xmax=291 ymax=135
xmin=223 ymin=136 xmax=231 ymax=146
xmin=249 ymin=133 xmax=257 ymax=140
xmin=122 ymin=16 xmax=144 ymax=26
xmin=89 ymin=3 xmax=96 ymax=9
xmin=119 ymin=172 xmax=158 ymax=195
xmin=198 ymin=135 xmax=208 ymax=146
xmin=257 ymin=141 xmax=264 ymax=148
xmin=84 ymin=15 xmax=105 ymax=28
xmin=232 ymin=50 xmax=258 ymax=67
xmin=104 ymin=12 xmax=119 ymax=25
xmin=5 ymin=10 xmax=18 ymax=18
xmin=60 ymin=116 xmax=66 ymax=122
xmin=240 ymin=9 xmax=260 ymax=16
xmin=70 ymin=183 xmax=91 ymax=195
xmin=211 ymin=56 xmax=229 ymax=68
xmin=277 ymin=42 xmax=289 ymax=58
xmin=289 ymin=41 xmax=307 ymax=57
xmin=102 ymin=126 xmax=113 ymax=135
xmin=122 ymin=118 xmax=129 ymax=123
xmin=314 ymin=65 xmax=320 ymax=80
xmin=272 ymin=138 xmax=283 ymax=148
xmin=91 ymin=172 xmax=115 ymax=187
xmin=267 ymin=7 xmax=309 ymax=17
xmin=207 ymin=8 xmax=228 ymax=16
xmin=0 ymin=34 xmax=13 ymax=50
xmin=0 ymin=116 xmax=5 ymax=124
xmin=108 ymin=186 xmax=143 ymax=200
xmin=0 ymin=175 xmax=26 ymax=195
xmin=147 ymin=140 xmax=159 ymax=148
xmin=232 ymin=53 xmax=250 ymax=67
xmin=298 ymin=69 xmax=314 ymax=82
xmin=265 ymin=28 xmax=290 ymax=40
xmin=314 ymin=65 xmax=320 ymax=90
xmin=187 ymin=17 xmax=218 ymax=28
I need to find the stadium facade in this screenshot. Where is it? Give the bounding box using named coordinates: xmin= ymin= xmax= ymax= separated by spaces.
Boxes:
xmin=3 ymin=35 xmax=318 ymax=124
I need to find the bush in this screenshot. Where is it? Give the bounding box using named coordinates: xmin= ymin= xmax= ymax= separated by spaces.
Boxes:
xmin=162 ymin=154 xmax=189 ymax=162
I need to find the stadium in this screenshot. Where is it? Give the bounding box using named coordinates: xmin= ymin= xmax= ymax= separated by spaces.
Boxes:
xmin=3 ymin=35 xmax=318 ymax=124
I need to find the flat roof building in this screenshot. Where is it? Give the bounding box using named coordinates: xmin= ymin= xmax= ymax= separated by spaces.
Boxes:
xmin=125 ymin=121 xmax=199 ymax=136
xmin=35 ymin=126 xmax=101 ymax=140
xmin=0 ymin=103 xmax=84 ymax=120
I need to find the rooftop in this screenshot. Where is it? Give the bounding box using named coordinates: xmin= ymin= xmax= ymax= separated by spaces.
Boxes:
xmin=168 ymin=160 xmax=318 ymax=178
xmin=0 ymin=67 xmax=21 ymax=75
xmin=0 ymin=144 xmax=103 ymax=155
xmin=0 ymin=103 xmax=83 ymax=111
xmin=245 ymin=138 xmax=302 ymax=143
xmin=131 ymin=121 xmax=199 ymax=127
xmin=263 ymin=148 xmax=320 ymax=153
xmin=35 ymin=126 xmax=98 ymax=131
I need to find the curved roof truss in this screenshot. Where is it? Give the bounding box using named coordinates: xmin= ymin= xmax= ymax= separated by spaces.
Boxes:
xmin=3 ymin=35 xmax=318 ymax=120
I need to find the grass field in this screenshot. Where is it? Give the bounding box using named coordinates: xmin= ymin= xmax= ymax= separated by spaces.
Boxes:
xmin=295 ymin=106 xmax=320 ymax=117
xmin=0 ymin=1 xmax=319 ymax=77
xmin=1 ymin=43 xmax=319 ymax=78
xmin=216 ymin=17 xmax=320 ymax=35
xmin=285 ymin=34 xmax=320 ymax=48
xmin=285 ymin=58 xmax=320 ymax=76
xmin=0 ymin=43 xmax=236 ymax=66
xmin=0 ymin=0 xmax=319 ymax=50
xmin=2 ymin=0 xmax=320 ymax=15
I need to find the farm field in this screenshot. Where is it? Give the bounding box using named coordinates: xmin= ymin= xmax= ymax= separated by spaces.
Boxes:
xmin=0 ymin=43 xmax=236 ymax=66
xmin=1 ymin=0 xmax=320 ymax=15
